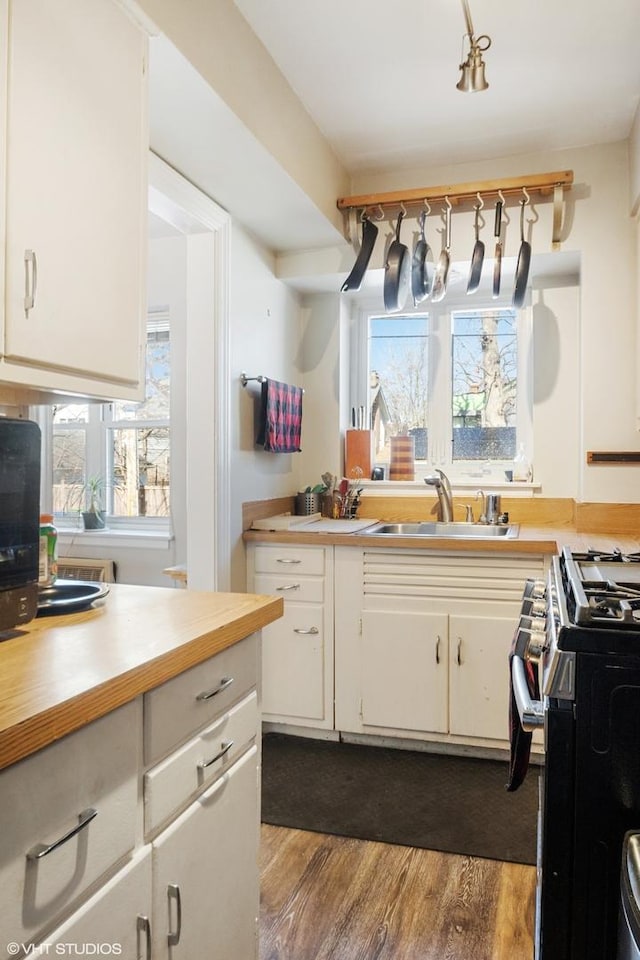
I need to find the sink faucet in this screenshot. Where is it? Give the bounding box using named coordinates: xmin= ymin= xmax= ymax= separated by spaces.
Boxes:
xmin=424 ymin=469 xmax=453 ymax=522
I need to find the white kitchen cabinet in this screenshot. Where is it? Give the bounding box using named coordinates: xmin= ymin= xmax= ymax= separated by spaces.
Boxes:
xmin=335 ymin=545 xmax=546 ymax=749
xmin=0 ymin=0 xmax=148 ymax=401
xmin=247 ymin=544 xmax=334 ymax=729
xmin=151 ymin=746 xmax=259 ymax=960
xmin=0 ymin=699 xmax=140 ymax=952
xmin=43 ymin=848 xmax=152 ymax=959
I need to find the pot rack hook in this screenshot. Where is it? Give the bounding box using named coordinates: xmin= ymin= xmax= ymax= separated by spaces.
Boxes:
xmin=522 ymin=187 xmax=531 ymax=206
xmin=475 ymin=191 xmax=484 ymax=210
xmin=423 ymin=198 xmax=431 ymax=216
xmin=444 ymin=195 xmax=452 ymax=213
xmin=498 ymin=189 xmax=510 ymax=225
xmin=374 ymin=204 xmax=385 ymax=221
xmin=400 ymin=202 xmax=407 ymax=218
xmin=359 ymin=207 xmax=368 ymax=222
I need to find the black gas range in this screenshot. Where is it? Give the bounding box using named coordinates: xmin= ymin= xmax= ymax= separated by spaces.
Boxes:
xmin=511 ymin=546 xmax=640 ymax=960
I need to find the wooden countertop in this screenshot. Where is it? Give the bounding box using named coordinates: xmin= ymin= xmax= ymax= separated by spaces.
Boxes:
xmin=244 ymin=524 xmax=640 ymax=555
xmin=0 ymin=584 xmax=283 ymax=771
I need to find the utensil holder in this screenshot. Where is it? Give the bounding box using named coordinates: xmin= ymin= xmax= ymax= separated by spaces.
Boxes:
xmin=295 ymin=492 xmax=321 ymax=516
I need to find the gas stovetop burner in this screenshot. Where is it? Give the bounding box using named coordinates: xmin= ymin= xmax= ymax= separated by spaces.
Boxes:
xmin=561 ymin=547 xmax=640 ymax=628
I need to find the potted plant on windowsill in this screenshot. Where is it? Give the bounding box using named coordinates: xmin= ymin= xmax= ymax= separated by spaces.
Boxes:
xmin=82 ymin=475 xmax=106 ymax=530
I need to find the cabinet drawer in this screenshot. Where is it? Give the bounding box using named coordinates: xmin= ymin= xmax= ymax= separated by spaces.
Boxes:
xmin=144 ymin=691 xmax=258 ymax=835
xmin=0 ymin=700 xmax=139 ymax=949
xmin=254 ymin=572 xmax=324 ymax=603
xmin=254 ymin=545 xmax=325 ymax=576
xmin=144 ymin=634 xmax=258 ymax=765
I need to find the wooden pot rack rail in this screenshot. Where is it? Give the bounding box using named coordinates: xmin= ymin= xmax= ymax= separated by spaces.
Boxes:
xmin=337 ymin=169 xmax=573 ymax=215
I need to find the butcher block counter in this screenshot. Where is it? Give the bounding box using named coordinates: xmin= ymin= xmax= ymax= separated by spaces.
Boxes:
xmin=0 ymin=583 xmax=282 ymax=771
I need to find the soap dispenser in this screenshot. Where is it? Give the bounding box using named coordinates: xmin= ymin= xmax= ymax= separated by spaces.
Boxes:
xmin=513 ymin=444 xmax=532 ymax=482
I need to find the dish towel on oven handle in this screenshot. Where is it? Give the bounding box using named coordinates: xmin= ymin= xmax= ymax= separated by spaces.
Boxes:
xmin=506 ymin=629 xmax=540 ymax=792
xmin=256 ymin=378 xmax=303 ymax=453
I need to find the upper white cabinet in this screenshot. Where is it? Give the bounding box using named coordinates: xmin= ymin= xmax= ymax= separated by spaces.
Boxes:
xmin=0 ymin=0 xmax=148 ymax=401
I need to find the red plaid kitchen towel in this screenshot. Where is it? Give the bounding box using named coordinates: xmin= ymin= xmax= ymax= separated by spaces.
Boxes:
xmin=256 ymin=378 xmax=303 ymax=453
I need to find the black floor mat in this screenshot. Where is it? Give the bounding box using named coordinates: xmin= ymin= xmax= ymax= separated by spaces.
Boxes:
xmin=261 ymin=733 xmax=538 ymax=865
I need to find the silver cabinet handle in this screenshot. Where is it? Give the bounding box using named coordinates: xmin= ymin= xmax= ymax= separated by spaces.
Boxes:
xmin=167 ymin=884 xmax=182 ymax=946
xmin=24 ymin=249 xmax=37 ymax=316
xmin=276 ymin=558 xmax=301 ymax=564
xmin=195 ymin=676 xmax=233 ymax=701
xmin=26 ymin=807 xmax=97 ymax=860
xmin=137 ymin=915 xmax=151 ymax=960
xmin=457 ymin=638 xmax=462 ymax=666
xmin=276 ymin=583 xmax=300 ymax=591
xmin=435 ymin=635 xmax=441 ymax=665
xmin=198 ymin=739 xmax=234 ymax=770
xmin=293 ymin=626 xmax=319 ymax=635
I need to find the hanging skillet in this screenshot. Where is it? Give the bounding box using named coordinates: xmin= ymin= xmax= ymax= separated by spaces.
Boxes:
xmin=411 ymin=206 xmax=434 ymax=305
xmin=341 ymin=212 xmax=379 ymax=293
xmin=384 ymin=209 xmax=410 ymax=312
xmin=492 ymin=195 xmax=504 ymax=299
xmin=513 ymin=193 xmax=532 ymax=308
xmin=431 ymin=199 xmax=452 ymax=303
xmin=467 ymin=195 xmax=485 ymax=294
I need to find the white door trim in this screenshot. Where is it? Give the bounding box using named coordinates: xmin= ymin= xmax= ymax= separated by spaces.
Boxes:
xmin=149 ymin=152 xmax=231 ymax=590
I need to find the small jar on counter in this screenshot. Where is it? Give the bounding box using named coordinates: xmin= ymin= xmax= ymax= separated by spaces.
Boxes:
xmin=39 ymin=514 xmax=58 ymax=586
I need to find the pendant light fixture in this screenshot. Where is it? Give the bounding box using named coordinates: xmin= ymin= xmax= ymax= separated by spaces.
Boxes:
xmin=456 ymin=0 xmax=491 ymax=92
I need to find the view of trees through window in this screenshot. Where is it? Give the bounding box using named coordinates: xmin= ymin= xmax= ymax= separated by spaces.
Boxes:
xmin=52 ymin=314 xmax=170 ymax=520
xmin=368 ymin=306 xmax=517 ymax=463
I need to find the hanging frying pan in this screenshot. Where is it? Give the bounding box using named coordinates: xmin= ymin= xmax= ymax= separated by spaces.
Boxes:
xmin=492 ymin=197 xmax=503 ymax=299
xmin=512 ymin=196 xmax=532 ymax=308
xmin=431 ymin=200 xmax=452 ymax=303
xmin=467 ymin=196 xmax=485 ymax=294
xmin=411 ymin=207 xmax=434 ymax=305
xmin=384 ymin=209 xmax=410 ymax=312
xmin=341 ymin=213 xmax=379 ymax=292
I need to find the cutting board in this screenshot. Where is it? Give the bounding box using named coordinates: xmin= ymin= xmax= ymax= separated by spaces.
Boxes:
xmin=251 ymin=513 xmax=321 ymax=531
xmin=297 ymin=518 xmax=378 ymax=533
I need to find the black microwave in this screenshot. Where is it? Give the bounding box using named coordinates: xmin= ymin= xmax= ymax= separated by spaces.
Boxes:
xmin=0 ymin=418 xmax=41 ymax=631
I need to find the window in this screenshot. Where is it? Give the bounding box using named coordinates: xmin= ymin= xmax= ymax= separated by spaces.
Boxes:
xmin=48 ymin=310 xmax=170 ymax=526
xmin=362 ymin=294 xmax=531 ymax=481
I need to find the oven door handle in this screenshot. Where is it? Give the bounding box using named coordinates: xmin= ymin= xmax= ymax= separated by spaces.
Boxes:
xmin=511 ymin=654 xmax=545 ymax=731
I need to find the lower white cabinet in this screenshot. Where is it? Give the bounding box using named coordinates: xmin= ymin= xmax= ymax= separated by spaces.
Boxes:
xmin=247 ymin=544 xmax=334 ymax=728
xmin=151 ymin=746 xmax=259 ymax=960
xmin=44 ymin=849 xmax=152 ymax=958
xmin=335 ymin=545 xmax=546 ymax=749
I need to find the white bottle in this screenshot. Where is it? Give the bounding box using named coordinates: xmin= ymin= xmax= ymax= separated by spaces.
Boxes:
xmin=513 ymin=444 xmax=532 ymax=482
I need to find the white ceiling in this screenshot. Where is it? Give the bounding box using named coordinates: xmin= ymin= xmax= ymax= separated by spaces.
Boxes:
xmin=234 ymin=0 xmax=640 ymax=174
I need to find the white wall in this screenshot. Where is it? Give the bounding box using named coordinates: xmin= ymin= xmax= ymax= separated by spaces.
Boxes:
xmin=229 ymin=224 xmax=303 ymax=590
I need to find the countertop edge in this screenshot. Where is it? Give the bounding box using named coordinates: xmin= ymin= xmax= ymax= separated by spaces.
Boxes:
xmin=0 ymin=587 xmax=283 ymax=771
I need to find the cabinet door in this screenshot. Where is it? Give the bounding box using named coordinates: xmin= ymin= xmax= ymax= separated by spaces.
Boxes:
xmin=361 ymin=610 xmax=448 ymax=733
xmin=152 ymin=746 xmax=259 ymax=960
xmin=261 ymin=604 xmax=329 ymax=724
xmin=449 ymin=614 xmax=512 ymax=741
xmin=4 ymin=0 xmax=146 ymax=387
xmin=44 ymin=848 xmax=152 ymax=959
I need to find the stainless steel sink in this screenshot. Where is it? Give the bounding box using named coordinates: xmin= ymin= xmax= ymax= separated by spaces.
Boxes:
xmin=362 ymin=521 xmax=519 ymax=539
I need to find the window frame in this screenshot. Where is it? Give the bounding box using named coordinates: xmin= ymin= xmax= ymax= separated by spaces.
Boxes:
xmin=353 ymin=289 xmax=533 ymax=484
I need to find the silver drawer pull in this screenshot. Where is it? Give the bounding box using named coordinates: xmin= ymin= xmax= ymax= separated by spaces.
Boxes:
xmin=198 ymin=740 xmax=234 ymax=770
xmin=293 ymin=626 xmax=319 ymax=635
xmin=167 ymin=884 xmax=182 ymax=946
xmin=276 ymin=558 xmax=302 ymax=564
xmin=196 ymin=676 xmax=233 ymax=701
xmin=137 ymin=915 xmax=151 ymax=960
xmin=276 ymin=583 xmax=300 ymax=591
xmin=26 ymin=807 xmax=97 ymax=860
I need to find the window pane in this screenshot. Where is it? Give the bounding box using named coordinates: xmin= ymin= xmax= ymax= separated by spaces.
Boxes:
xmin=53 ymin=429 xmax=86 ymax=515
xmin=112 ymin=322 xmax=170 ymax=422
xmin=369 ymin=315 xmax=428 ymax=460
xmin=451 ymin=308 xmax=517 ymax=460
xmin=111 ymin=427 xmax=170 ymax=518
xmin=53 ymin=403 xmax=89 ymax=424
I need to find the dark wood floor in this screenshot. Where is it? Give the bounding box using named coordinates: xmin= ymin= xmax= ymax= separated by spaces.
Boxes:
xmin=260 ymin=824 xmax=536 ymax=960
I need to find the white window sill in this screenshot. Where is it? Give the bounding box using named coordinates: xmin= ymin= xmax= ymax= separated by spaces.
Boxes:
xmin=58 ymin=527 xmax=174 ymax=550
xmin=360 ymin=480 xmax=541 ymax=496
